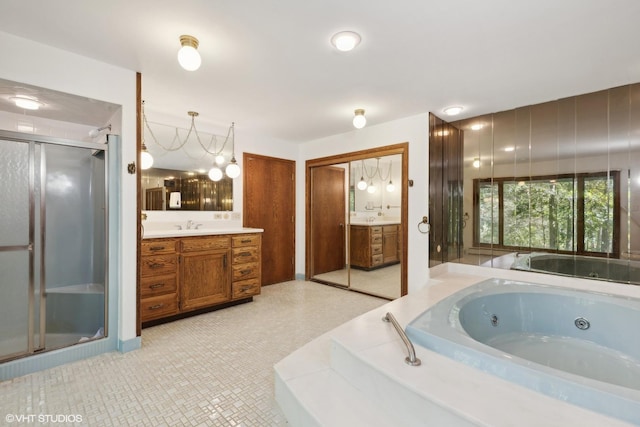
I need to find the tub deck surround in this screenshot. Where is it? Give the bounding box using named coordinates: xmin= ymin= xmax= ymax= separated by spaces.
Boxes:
xmin=274 ymin=264 xmax=639 ymax=427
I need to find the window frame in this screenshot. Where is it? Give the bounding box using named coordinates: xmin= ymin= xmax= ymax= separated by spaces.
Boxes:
xmin=473 ymin=171 xmax=620 ymax=257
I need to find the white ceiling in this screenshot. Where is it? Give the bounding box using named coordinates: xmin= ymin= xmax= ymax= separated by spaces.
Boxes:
xmin=1 ymin=1 xmax=640 ymax=143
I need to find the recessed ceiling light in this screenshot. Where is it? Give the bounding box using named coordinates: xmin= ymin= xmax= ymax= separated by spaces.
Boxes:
xmin=331 ymin=31 xmax=361 ymax=52
xmin=11 ymin=95 xmax=43 ymax=110
xmin=471 ymin=123 xmax=483 ymax=131
xmin=443 ymin=106 xmax=463 ymax=116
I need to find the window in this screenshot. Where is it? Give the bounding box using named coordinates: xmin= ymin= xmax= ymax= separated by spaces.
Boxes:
xmin=473 ymin=171 xmax=620 ymax=256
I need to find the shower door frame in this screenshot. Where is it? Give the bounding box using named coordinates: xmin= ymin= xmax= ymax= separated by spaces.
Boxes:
xmin=0 ymin=130 xmax=110 ymax=362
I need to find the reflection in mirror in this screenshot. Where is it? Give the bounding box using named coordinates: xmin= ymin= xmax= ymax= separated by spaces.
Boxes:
xmin=455 ymin=83 xmax=640 ymax=285
xmin=348 ymin=155 xmax=402 ymax=299
xmin=142 ymin=168 xmax=233 ymax=211
xmin=142 ymin=109 xmax=236 ymax=211
xmin=309 ymin=152 xmax=403 ymax=300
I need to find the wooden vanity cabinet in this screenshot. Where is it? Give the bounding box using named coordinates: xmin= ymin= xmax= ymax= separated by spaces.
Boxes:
xmin=180 ymin=236 xmax=231 ymax=311
xmin=382 ymin=225 xmax=399 ymax=264
xmin=231 ymin=234 xmax=262 ymax=299
xmin=140 ymin=239 xmax=179 ymax=322
xmin=141 ymin=232 xmax=262 ymax=325
xmin=350 ymin=224 xmax=400 ymax=270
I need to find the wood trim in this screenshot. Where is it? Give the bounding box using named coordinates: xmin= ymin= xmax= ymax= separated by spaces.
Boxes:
xmin=136 ymin=72 xmax=142 ymax=337
xmin=305 ymin=142 xmax=409 ymax=297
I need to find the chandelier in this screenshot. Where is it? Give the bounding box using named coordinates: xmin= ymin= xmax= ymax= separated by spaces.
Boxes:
xmin=141 ymin=101 xmax=240 ymax=180
xmin=356 ymin=158 xmax=394 ymax=193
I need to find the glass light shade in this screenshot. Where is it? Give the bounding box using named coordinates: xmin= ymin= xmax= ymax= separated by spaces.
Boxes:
xmin=226 ymin=159 xmax=241 ymax=179
xmin=367 ymin=183 xmax=376 ymax=193
xmin=353 ymin=110 xmax=366 ymax=129
xmin=386 ymin=181 xmax=395 ymax=192
xmin=443 ymin=106 xmax=463 ymax=116
xmin=357 ymin=178 xmax=368 ymax=190
xmin=473 ymin=158 xmax=480 ymax=168
xmin=331 ymin=31 xmax=361 ymax=52
xmin=140 ymin=150 xmax=154 ymax=170
xmin=178 ymin=36 xmax=201 ymax=71
xmin=215 ymin=154 xmax=226 ymax=165
xmin=208 ymin=166 xmax=223 ymax=181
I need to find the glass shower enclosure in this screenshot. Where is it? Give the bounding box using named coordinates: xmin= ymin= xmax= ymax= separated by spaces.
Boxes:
xmin=0 ymin=131 xmax=108 ymax=362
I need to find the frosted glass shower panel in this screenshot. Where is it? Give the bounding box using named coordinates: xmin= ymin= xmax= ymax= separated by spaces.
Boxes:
xmin=0 ymin=139 xmax=29 ymax=247
xmin=44 ymin=144 xmax=106 ymax=347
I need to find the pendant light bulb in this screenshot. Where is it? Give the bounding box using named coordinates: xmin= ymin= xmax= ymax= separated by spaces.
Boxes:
xmin=140 ymin=143 xmax=154 ymax=170
xmin=357 ymin=177 xmax=368 ymax=190
xmin=386 ymin=180 xmax=395 ymax=192
xmin=178 ymin=35 xmax=201 ymax=71
xmin=225 ymin=157 xmax=241 ymax=179
xmin=367 ymin=181 xmax=376 ymax=193
xmin=215 ymin=154 xmax=226 ymax=165
xmin=353 ymin=109 xmax=366 ymax=129
xmin=208 ymin=166 xmax=223 ymax=181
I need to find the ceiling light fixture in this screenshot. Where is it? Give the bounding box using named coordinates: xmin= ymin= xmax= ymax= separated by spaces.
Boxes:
xmin=353 ymin=109 xmax=366 ymax=129
xmin=331 ymin=31 xmax=361 ymax=52
xmin=140 ymin=142 xmax=154 ymax=170
xmin=178 ymin=35 xmax=201 ymax=71
xmin=443 ymin=106 xmax=463 ymax=116
xmin=471 ymin=123 xmax=483 ymax=131
xmin=11 ymin=96 xmax=43 ymax=110
xmin=472 ymin=158 xmax=480 ymax=168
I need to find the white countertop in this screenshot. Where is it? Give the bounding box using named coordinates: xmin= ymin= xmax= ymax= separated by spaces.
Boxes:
xmin=142 ymin=227 xmax=263 ymax=239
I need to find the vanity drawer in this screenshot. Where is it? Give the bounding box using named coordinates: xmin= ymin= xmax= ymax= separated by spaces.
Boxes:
xmin=181 ymin=236 xmax=230 ymax=252
xmin=371 ymin=244 xmax=383 ymax=255
xmin=140 ymin=274 xmax=177 ymax=298
xmin=142 ymin=239 xmax=177 ymax=255
xmin=371 ymin=254 xmax=384 ymax=266
xmin=232 ymin=246 xmax=259 ymax=264
xmin=232 ymin=278 xmax=261 ymax=299
xmin=232 ymin=234 xmax=261 ymax=247
xmin=370 ymin=226 xmax=383 ymax=234
xmin=232 ymin=262 xmax=259 ymax=281
xmin=141 ymin=294 xmax=178 ymax=322
xmin=371 ymin=233 xmax=383 ymax=244
xmin=141 ymin=254 xmax=178 ymax=277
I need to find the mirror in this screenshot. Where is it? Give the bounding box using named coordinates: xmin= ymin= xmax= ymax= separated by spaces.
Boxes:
xmin=142 ymin=113 xmax=235 ymax=211
xmin=307 ymin=144 xmax=408 ymax=300
xmin=454 ymin=83 xmax=640 ymax=285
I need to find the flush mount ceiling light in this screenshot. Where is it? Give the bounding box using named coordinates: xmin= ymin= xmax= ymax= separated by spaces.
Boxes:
xmin=353 ymin=109 xmax=366 ymax=129
xmin=443 ymin=106 xmax=463 ymax=116
xmin=11 ymin=95 xmax=43 ymax=110
xmin=331 ymin=31 xmax=361 ymax=52
xmin=178 ymin=35 xmax=201 ymax=71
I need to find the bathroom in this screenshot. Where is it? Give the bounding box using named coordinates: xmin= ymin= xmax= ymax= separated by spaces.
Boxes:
xmin=1 ymin=2 xmax=640 ymax=425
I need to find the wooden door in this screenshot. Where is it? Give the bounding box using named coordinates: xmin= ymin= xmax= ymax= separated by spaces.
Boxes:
xmin=243 ymin=153 xmax=295 ymax=285
xmin=311 ymin=166 xmax=346 ymax=275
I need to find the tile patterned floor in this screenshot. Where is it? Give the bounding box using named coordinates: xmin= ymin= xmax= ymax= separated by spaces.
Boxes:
xmin=0 ymin=281 xmax=386 ymax=426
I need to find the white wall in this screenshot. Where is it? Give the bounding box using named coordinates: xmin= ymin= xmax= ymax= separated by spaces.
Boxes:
xmin=298 ymin=114 xmax=431 ymax=294
xmin=0 ymin=31 xmax=138 ymax=344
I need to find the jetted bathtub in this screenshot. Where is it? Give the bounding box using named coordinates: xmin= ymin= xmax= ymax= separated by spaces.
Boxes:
xmin=406 ymin=278 xmax=640 ymax=425
xmin=511 ymin=252 xmax=640 ymax=284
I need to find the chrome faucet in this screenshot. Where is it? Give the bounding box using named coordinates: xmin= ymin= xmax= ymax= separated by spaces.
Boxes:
xmin=186 ymin=220 xmax=194 ymax=229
